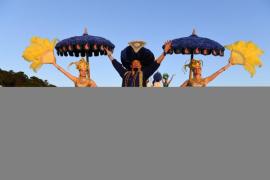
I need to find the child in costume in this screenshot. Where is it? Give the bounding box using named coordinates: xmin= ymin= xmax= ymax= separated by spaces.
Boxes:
xmin=162 ymin=73 xmax=175 ymax=87
xmin=104 ymin=41 xmax=172 ymax=87
xmin=180 ymin=41 xmax=264 ymax=87
xmin=22 ymin=37 xmax=97 ymax=87
xmin=152 ymin=72 xmax=163 ymax=87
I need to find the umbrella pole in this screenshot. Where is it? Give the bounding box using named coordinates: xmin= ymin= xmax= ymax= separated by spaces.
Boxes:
xmin=86 ymin=55 xmax=91 ymax=80
xmin=189 ymin=54 xmax=194 ymax=81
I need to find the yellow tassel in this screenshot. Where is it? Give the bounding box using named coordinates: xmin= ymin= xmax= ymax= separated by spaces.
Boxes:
xmin=22 ymin=37 xmax=57 ymax=72
xmin=225 ymin=41 xmax=264 ymax=77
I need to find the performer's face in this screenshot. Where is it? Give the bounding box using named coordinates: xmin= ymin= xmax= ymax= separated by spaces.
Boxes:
xmin=193 ymin=67 xmax=202 ymax=77
xmin=131 ymin=60 xmax=142 ymax=70
xmin=80 ymin=68 xmax=88 ymax=77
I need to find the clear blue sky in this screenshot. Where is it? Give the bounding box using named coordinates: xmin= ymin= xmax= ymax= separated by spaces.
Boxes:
xmin=0 ymin=0 xmax=269 ymax=87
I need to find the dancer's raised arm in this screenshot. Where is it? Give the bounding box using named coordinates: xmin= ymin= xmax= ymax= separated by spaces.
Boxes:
xmin=104 ymin=47 xmax=127 ymax=78
xmin=156 ymin=41 xmax=172 ymax=64
xmin=52 ymin=62 xmax=77 ymax=83
xmin=204 ymin=62 xmax=232 ymax=85
xmin=104 ymin=47 xmax=115 ymax=62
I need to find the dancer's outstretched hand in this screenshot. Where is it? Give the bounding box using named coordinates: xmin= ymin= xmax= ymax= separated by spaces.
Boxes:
xmin=104 ymin=47 xmax=114 ymax=61
xmin=104 ymin=47 xmax=113 ymax=57
xmin=164 ymin=41 xmax=173 ymax=54
xmin=40 ymin=51 xmax=56 ymax=65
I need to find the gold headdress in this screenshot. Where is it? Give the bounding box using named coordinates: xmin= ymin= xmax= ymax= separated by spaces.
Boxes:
xmin=68 ymin=58 xmax=89 ymax=71
xmin=184 ymin=59 xmax=203 ymax=72
xmin=190 ymin=59 xmax=202 ymax=69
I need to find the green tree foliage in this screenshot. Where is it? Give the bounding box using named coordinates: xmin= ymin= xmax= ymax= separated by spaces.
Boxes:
xmin=0 ymin=69 xmax=56 ymax=87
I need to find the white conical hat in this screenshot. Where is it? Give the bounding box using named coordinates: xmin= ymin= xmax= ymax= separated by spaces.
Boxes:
xmin=128 ymin=41 xmax=146 ymax=53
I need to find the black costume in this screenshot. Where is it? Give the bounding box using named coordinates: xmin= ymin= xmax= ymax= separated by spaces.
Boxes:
xmin=112 ymin=46 xmax=160 ymax=87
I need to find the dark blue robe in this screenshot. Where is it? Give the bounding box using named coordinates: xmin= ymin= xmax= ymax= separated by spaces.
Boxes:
xmin=112 ymin=59 xmax=160 ymax=87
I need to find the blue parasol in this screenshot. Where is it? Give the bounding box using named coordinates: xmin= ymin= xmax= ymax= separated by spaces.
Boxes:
xmin=164 ymin=29 xmax=225 ymax=80
xmin=55 ymin=28 xmax=115 ymax=59
xmin=55 ymin=28 xmax=115 ymax=78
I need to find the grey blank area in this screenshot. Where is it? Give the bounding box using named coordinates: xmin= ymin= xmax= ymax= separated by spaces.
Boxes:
xmin=0 ymin=88 xmax=269 ymax=180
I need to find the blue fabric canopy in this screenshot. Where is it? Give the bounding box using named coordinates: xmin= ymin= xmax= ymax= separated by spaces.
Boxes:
xmin=165 ymin=32 xmax=225 ymax=57
xmin=55 ymin=32 xmax=115 ymax=58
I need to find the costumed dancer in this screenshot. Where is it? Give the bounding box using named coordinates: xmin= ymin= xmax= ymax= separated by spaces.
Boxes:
xmin=22 ymin=37 xmax=97 ymax=87
xmin=162 ymin=73 xmax=175 ymax=87
xmin=180 ymin=59 xmax=230 ymax=87
xmin=180 ymin=41 xmax=264 ymax=87
xmin=104 ymin=41 xmax=172 ymax=87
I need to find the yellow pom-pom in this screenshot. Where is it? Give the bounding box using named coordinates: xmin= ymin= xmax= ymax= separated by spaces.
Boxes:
xmin=22 ymin=37 xmax=57 ymax=72
xmin=225 ymin=41 xmax=264 ymax=77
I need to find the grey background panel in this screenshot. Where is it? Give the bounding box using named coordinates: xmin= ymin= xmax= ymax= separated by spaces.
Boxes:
xmin=0 ymin=88 xmax=269 ymax=180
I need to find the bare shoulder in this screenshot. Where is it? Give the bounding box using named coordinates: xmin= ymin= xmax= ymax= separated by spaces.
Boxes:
xmin=180 ymin=80 xmax=189 ymax=87
xmin=203 ymin=77 xmax=210 ymax=84
xmin=88 ymin=80 xmax=97 ymax=87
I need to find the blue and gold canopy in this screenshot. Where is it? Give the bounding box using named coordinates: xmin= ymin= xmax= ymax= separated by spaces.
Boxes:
xmin=55 ymin=29 xmax=115 ymax=58
xmin=165 ymin=30 xmax=225 ymax=57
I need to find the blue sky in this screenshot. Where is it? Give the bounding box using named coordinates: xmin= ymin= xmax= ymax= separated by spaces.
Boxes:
xmin=0 ymin=0 xmax=269 ymax=87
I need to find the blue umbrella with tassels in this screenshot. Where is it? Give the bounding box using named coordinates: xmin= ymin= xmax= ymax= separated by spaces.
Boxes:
xmin=55 ymin=28 xmax=115 ymax=78
xmin=164 ymin=29 xmax=225 ymax=80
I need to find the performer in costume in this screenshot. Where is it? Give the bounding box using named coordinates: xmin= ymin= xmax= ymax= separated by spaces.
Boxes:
xmin=22 ymin=37 xmax=97 ymax=87
xmin=152 ymin=72 xmax=163 ymax=87
xmin=181 ymin=41 xmax=264 ymax=87
xmin=55 ymin=58 xmax=97 ymax=88
xmin=180 ymin=59 xmax=232 ymax=87
xmin=104 ymin=41 xmax=172 ymax=87
xmin=162 ymin=73 xmax=175 ymax=87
